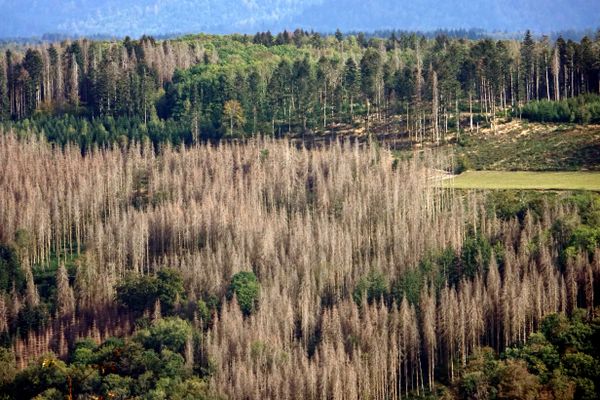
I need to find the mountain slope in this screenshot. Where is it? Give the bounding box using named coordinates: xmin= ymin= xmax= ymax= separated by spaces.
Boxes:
xmin=0 ymin=0 xmax=321 ymax=37
xmin=290 ymin=0 xmax=600 ymax=33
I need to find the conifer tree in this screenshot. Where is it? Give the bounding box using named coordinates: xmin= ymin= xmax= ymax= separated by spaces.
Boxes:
xmin=360 ymin=48 xmax=382 ymax=133
xmin=343 ymin=57 xmax=360 ymax=122
xmin=68 ymin=53 xmax=79 ymax=107
xmin=55 ymin=263 xmax=75 ymax=318
xmin=0 ymin=58 xmax=9 ymax=120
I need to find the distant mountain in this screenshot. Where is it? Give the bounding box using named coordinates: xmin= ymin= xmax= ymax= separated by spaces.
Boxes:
xmin=290 ymin=0 xmax=600 ymax=33
xmin=0 ymin=0 xmax=321 ymax=37
xmin=0 ymin=0 xmax=598 ymax=38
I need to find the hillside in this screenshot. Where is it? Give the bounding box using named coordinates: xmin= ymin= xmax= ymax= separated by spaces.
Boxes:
xmin=454 ymin=122 xmax=600 ymax=171
xmin=1 ymin=28 xmax=600 ymax=400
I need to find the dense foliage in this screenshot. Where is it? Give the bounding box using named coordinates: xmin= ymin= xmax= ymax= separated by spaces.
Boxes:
xmin=116 ymin=269 xmax=185 ymax=315
xmin=456 ymin=310 xmax=600 ymax=400
xmin=0 ymin=317 xmax=220 ymax=399
xmin=520 ymin=94 xmax=600 ymax=123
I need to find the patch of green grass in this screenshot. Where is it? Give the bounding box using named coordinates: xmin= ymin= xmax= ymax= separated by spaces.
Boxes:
xmin=444 ymin=171 xmax=600 ymax=191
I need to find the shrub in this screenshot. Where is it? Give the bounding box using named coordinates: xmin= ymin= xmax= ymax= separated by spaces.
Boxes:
xmin=454 ymin=155 xmax=473 ymax=174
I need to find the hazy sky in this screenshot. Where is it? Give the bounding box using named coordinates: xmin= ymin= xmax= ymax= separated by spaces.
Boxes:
xmin=1 ymin=0 xmax=599 ymax=37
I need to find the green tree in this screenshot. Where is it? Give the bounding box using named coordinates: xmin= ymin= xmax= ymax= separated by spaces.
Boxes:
xmin=457 ymin=347 xmax=499 ymax=400
xmin=353 ymin=271 xmax=388 ymax=304
xmin=334 ymin=29 xmax=343 ymax=43
xmin=360 ymin=48 xmax=382 ymax=102
xmin=547 ymin=370 xmax=575 ymax=400
xmin=11 ymin=355 xmax=69 ymax=399
xmin=496 ymin=359 xmax=541 ymax=400
xmin=0 ymin=347 xmax=16 ymax=389
xmin=247 ymin=69 xmax=264 ymax=135
xmin=268 ymin=60 xmax=292 ymax=135
xmin=360 ymin=48 xmax=382 ymax=131
xmin=23 ymin=49 xmax=43 ymax=114
xmin=160 ymin=376 xmax=221 ymax=400
xmin=18 ymin=303 xmax=50 ymax=332
xmin=222 ymin=99 xmax=246 ymax=136
xmin=0 ymin=244 xmax=24 ymax=293
xmin=156 ymin=269 xmax=185 ymax=314
xmin=137 ymin=317 xmax=193 ymax=354
xmin=116 ymin=274 xmax=159 ymax=313
xmin=295 ymin=56 xmax=315 ymax=130
xmin=504 ymin=333 xmax=560 ymax=383
xmin=459 ymin=233 xmax=492 ymax=281
xmin=541 ymin=311 xmax=593 ymax=353
xmin=227 ymin=271 xmax=260 ymax=316
xmin=392 ymin=269 xmax=423 ymax=306
xmin=521 ymin=30 xmax=536 ymax=102
xmin=0 ymin=58 xmax=9 ymax=120
xmin=343 ymin=57 xmax=360 ymax=121
xmin=116 ymin=268 xmax=184 ymax=314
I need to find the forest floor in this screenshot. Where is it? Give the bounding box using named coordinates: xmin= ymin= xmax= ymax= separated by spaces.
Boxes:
xmin=319 ymin=118 xmax=600 ymax=172
xmin=453 ymin=121 xmax=600 ymax=171
xmin=442 ymin=171 xmax=600 ymax=191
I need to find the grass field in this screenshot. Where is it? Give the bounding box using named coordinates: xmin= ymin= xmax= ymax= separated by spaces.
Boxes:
xmin=443 ymin=171 xmax=600 ymax=191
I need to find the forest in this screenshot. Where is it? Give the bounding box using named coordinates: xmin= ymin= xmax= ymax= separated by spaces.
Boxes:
xmin=1 ymin=30 xmax=599 ymax=147
xmin=0 ymin=136 xmax=599 ymax=399
xmin=0 ymin=28 xmax=599 ymax=400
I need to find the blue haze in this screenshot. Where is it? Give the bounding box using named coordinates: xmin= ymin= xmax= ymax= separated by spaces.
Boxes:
xmin=0 ymin=0 xmax=598 ymax=38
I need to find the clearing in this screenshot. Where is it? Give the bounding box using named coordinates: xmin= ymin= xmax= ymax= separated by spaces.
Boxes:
xmin=443 ymin=171 xmax=600 ymax=191
xmin=454 ymin=122 xmax=600 ymax=171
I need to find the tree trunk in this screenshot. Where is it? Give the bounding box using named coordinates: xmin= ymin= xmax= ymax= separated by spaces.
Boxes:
xmin=323 ymin=85 xmax=327 ymax=129
xmin=469 ymin=92 xmax=473 ymax=132
xmin=545 ymin=55 xmax=550 ymax=101
xmin=535 ymin=61 xmax=540 ymax=101
xmin=432 ymin=71 xmax=439 ymax=144
xmin=571 ymin=60 xmax=574 ymax=98
xmin=455 ymin=96 xmax=460 ymax=141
